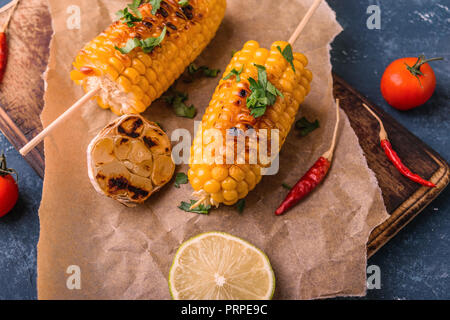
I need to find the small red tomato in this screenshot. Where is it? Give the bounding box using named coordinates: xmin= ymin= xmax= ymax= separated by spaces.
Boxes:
xmin=380 ymin=55 xmax=443 ymax=111
xmin=0 ymin=153 xmax=19 ymax=218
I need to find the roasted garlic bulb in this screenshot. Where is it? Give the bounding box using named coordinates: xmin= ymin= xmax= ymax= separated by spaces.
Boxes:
xmin=87 ymin=115 xmax=175 ymax=206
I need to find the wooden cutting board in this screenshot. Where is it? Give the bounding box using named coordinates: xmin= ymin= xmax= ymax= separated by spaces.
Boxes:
xmin=0 ymin=0 xmax=448 ymax=257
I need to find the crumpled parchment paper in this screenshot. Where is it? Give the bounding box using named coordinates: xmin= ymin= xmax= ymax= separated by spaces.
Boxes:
xmin=38 ymin=0 xmax=389 ymax=299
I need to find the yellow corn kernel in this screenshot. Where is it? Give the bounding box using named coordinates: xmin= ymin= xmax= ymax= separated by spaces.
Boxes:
xmin=108 ymin=56 xmax=125 ymax=73
xmin=223 ymin=190 xmax=238 ymax=202
xmin=221 ymin=177 xmax=237 ymax=191
xmin=211 ymin=166 xmax=228 ymax=181
xmin=132 ymin=58 xmax=146 ymax=75
xmin=204 ymin=180 xmax=221 ymax=194
xmin=117 ymin=76 xmax=133 ymax=92
xmin=123 ymin=67 xmax=140 ymax=84
xmin=136 ymin=52 xmax=152 ymax=67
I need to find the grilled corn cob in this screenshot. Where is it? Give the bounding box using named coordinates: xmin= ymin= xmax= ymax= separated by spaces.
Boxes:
xmin=188 ymin=40 xmax=313 ymax=206
xmin=70 ymin=0 xmax=227 ymax=115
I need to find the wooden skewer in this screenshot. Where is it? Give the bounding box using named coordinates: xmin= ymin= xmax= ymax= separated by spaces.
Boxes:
xmin=288 ymin=0 xmax=323 ymax=45
xmin=20 ymin=87 xmax=100 ymax=156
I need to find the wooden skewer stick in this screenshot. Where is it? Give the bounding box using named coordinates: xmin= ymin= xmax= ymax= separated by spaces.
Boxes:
xmin=288 ymin=0 xmax=323 ymax=45
xmin=0 ymin=0 xmax=19 ymax=31
xmin=20 ymin=87 xmax=100 ymax=156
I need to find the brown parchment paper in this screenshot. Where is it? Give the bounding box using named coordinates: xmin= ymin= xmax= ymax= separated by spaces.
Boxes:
xmin=38 ymin=0 xmax=389 ymax=299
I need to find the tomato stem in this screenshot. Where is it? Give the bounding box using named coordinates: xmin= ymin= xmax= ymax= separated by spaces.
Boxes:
xmin=405 ymin=55 xmax=443 ymax=87
xmin=0 ymin=152 xmax=18 ymax=182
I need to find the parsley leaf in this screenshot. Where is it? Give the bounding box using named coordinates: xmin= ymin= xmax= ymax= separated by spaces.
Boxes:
xmin=116 ymin=7 xmax=142 ymax=27
xmin=187 ymin=63 xmax=220 ymax=78
xmin=178 ymin=200 xmax=211 ymax=215
xmin=277 ymin=44 xmax=295 ymax=72
xmin=246 ymin=64 xmax=284 ymax=118
xmin=236 ymin=199 xmax=245 ymax=214
xmin=281 ymin=183 xmax=292 ymax=190
xmin=174 ymin=172 xmax=188 ymax=188
xmin=178 ymin=0 xmax=189 ymax=6
xmin=128 ymin=0 xmax=144 ymax=19
xmin=149 ymin=0 xmax=162 ymax=15
xmin=115 ymin=26 xmax=167 ymax=54
xmin=223 ymin=66 xmax=244 ymax=82
xmin=295 ymin=117 xmax=320 ymax=137
xmin=164 ymin=91 xmax=197 ymax=118
xmin=231 ymin=49 xmax=237 ymax=57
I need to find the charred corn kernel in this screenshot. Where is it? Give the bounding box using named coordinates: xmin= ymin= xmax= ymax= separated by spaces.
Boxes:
xmin=71 ymin=0 xmax=226 ymax=115
xmin=189 ymin=40 xmax=313 ymax=207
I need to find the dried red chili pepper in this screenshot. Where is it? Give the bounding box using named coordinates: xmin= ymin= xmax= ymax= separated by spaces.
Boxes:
xmin=275 ymin=99 xmax=341 ymax=216
xmin=0 ymin=0 xmax=20 ymax=83
xmin=362 ymin=103 xmax=436 ymax=188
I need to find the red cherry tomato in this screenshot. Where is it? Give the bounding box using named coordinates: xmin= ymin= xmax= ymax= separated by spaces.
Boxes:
xmin=0 ymin=153 xmax=18 ymax=217
xmin=380 ymin=55 xmax=442 ymax=111
xmin=0 ymin=174 xmax=19 ymax=217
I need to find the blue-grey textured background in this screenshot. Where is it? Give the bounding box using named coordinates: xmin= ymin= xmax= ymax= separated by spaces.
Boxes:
xmin=0 ymin=0 xmax=448 ymax=299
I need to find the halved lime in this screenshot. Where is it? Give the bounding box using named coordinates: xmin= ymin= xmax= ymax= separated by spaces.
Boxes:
xmin=169 ymin=232 xmax=275 ymax=300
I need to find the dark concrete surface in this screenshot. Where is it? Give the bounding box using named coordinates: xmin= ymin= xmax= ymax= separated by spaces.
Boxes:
xmin=0 ymin=0 xmax=448 ymax=300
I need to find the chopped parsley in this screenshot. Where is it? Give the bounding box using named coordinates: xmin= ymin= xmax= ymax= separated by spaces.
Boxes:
xmin=174 ymin=172 xmax=188 ymax=188
xmin=246 ymin=64 xmax=284 ymax=118
xmin=116 ymin=7 xmax=142 ymax=27
xmin=164 ymin=90 xmax=197 ymax=118
xmin=115 ymin=26 xmax=167 ymax=54
xmin=231 ymin=49 xmax=237 ymax=57
xmin=223 ymin=66 xmax=244 ymax=82
xmin=149 ymin=0 xmax=162 ymax=14
xmin=277 ymin=44 xmax=295 ymax=72
xmin=236 ymin=199 xmax=245 ymax=214
xmin=187 ymin=63 xmax=220 ymax=78
xmin=295 ymin=117 xmax=320 ymax=137
xmin=281 ymin=183 xmax=292 ymax=190
xmin=178 ymin=0 xmax=189 ymax=6
xmin=178 ymin=200 xmax=211 ymax=215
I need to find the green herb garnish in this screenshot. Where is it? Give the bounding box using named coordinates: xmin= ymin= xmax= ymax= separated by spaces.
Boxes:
xmin=236 ymin=199 xmax=245 ymax=214
xmin=149 ymin=0 xmax=162 ymax=15
xmin=115 ymin=26 xmax=167 ymax=54
xmin=281 ymin=183 xmax=292 ymax=190
xmin=277 ymin=44 xmax=295 ymax=72
xmin=246 ymin=64 xmax=284 ymax=118
xmin=223 ymin=66 xmax=244 ymax=82
xmin=295 ymin=117 xmax=320 ymax=137
xmin=164 ymin=91 xmax=197 ymax=118
xmin=174 ymin=173 xmax=188 ymax=188
xmin=178 ymin=0 xmax=189 ymax=6
xmin=116 ymin=7 xmax=142 ymax=27
xmin=187 ymin=63 xmax=220 ymax=78
xmin=231 ymin=49 xmax=237 ymax=57
xmin=179 ymin=200 xmax=211 ymax=215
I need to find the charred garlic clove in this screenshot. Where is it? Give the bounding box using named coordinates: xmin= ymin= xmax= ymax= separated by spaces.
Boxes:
xmin=87 ymin=115 xmax=175 ymax=207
